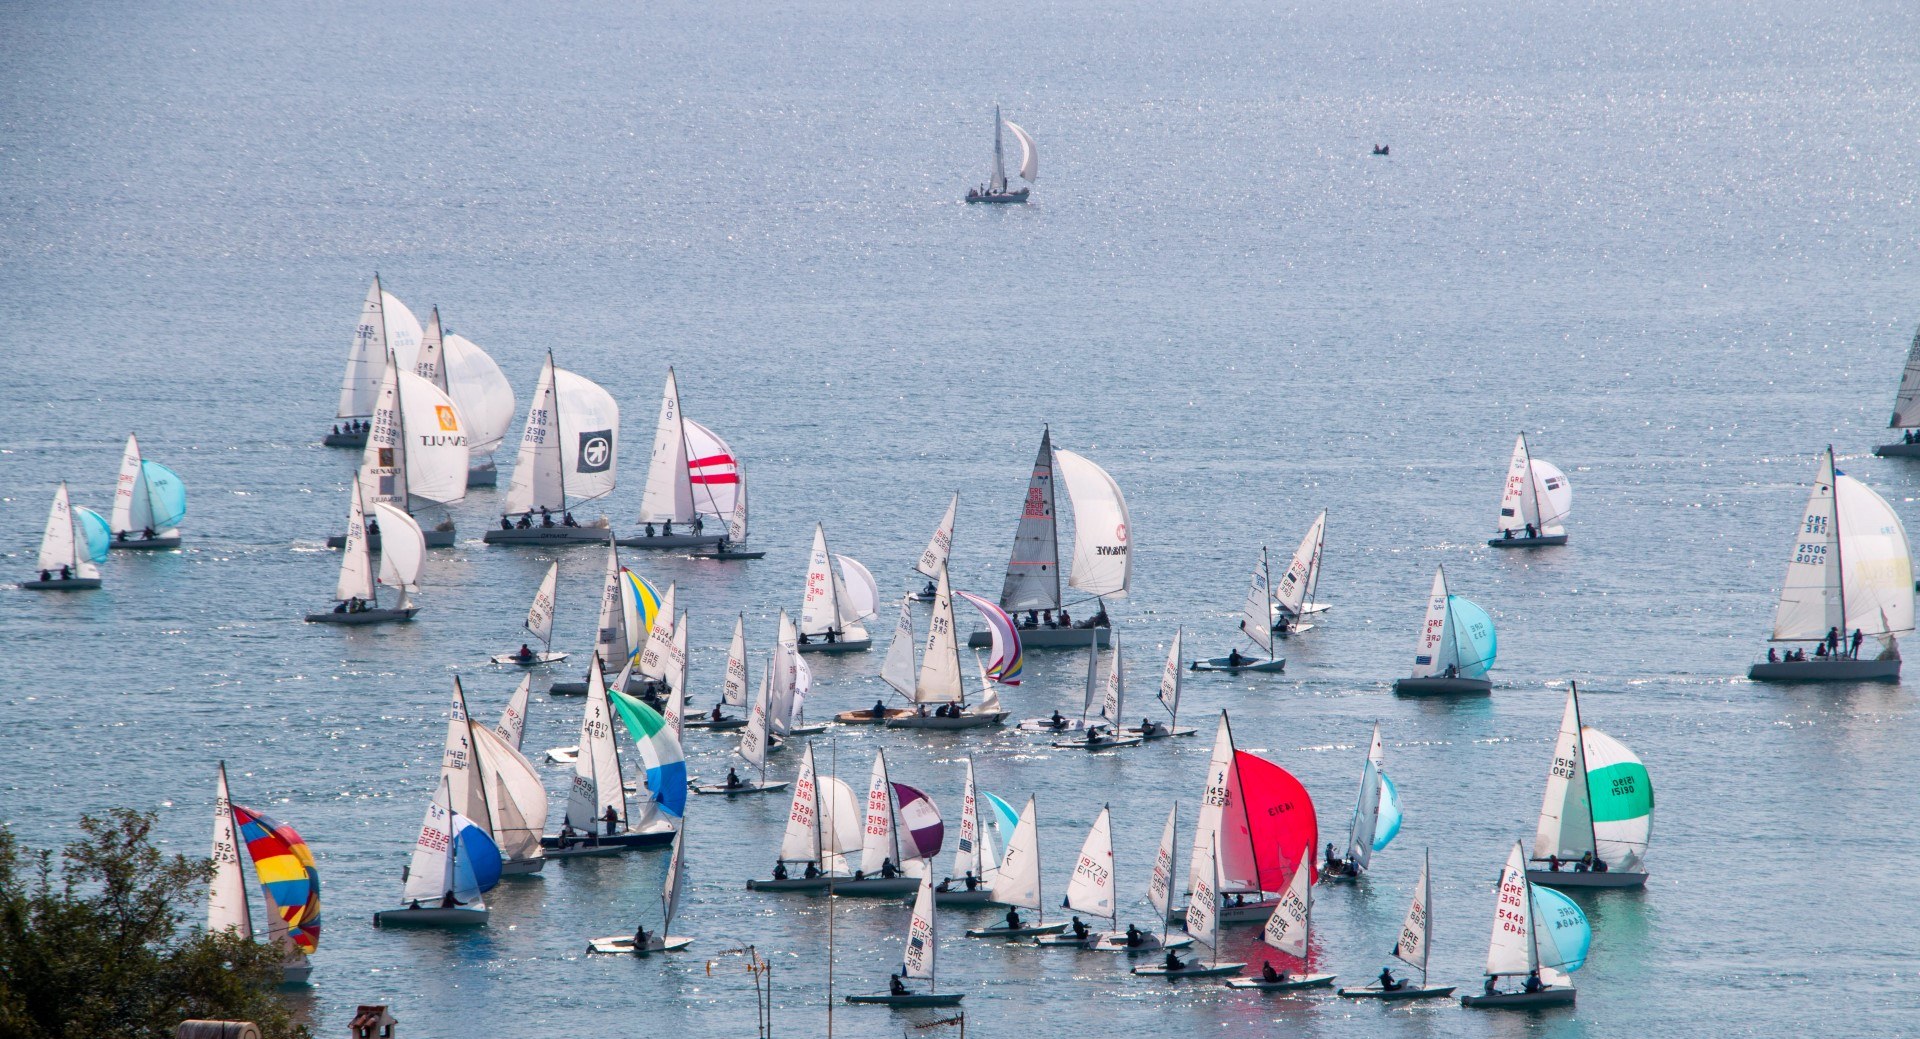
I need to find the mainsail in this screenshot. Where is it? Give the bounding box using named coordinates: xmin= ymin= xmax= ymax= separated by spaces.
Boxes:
xmin=1771 ymin=449 xmax=1916 ymax=641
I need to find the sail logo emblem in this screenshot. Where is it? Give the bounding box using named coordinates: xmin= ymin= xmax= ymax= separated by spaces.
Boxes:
xmin=436 ymin=405 xmax=459 ymax=431
xmin=578 ymin=430 xmax=613 ymax=473
xmin=1116 ymin=523 xmax=1127 ymax=542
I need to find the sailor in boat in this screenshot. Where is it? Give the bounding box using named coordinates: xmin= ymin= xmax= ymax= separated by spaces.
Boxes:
xmin=890 ymin=973 xmax=909 ymax=996
xmin=1262 ymin=961 xmax=1287 ymax=983
xmin=38 ymin=570 xmax=50 ymax=582
xmin=921 ymin=580 xmax=938 ymax=598
xmin=1227 ymin=648 xmax=1246 ymax=668
xmin=1443 ymin=663 xmax=1460 ymax=678
xmin=1125 ymin=924 xmax=1144 ymax=948
xmin=1058 ymin=608 xmax=1072 ymax=627
xmin=880 ymin=858 xmax=902 ymax=879
xmin=1273 ymin=614 xmax=1291 ymax=634
xmin=366 ymin=516 xmax=381 ymax=538
xmin=1379 ymin=967 xmax=1403 ymax=992
xmin=440 ymin=891 xmax=463 ymax=909
xmin=1048 ymin=710 xmax=1068 ymax=729
xmin=692 ymin=515 xmax=704 ymax=533
xmin=1852 ymin=629 xmax=1864 ymax=656
xmin=541 ymin=507 xmax=555 ymax=528
xmin=563 ymin=512 xmax=578 ymax=527
xmin=963 ymin=870 xmax=979 ymax=891
xmin=871 ymin=699 xmax=888 ymax=718
xmin=602 ymin=805 xmax=618 ymax=836
xmin=1767 ymin=648 xmax=1778 ymax=663
xmin=1003 ymin=907 xmax=1025 ymax=930
xmin=1373 ymin=144 xmax=1389 ymax=156
xmin=1069 ymin=917 xmax=1090 ymax=941
xmin=1324 ymin=842 xmax=1349 ymax=877
xmin=1140 ymin=717 xmax=1163 ymax=738
xmin=724 ymin=767 xmax=745 ymax=790
xmin=1164 ymin=948 xmax=1187 ymax=971
xmin=631 ymin=925 xmax=651 ymax=955
xmin=517 ymin=644 xmax=535 ymax=662
xmin=1523 ymin=970 xmax=1544 ymax=993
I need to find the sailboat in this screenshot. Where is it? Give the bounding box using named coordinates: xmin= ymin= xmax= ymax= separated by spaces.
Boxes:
xmin=1135 ymin=836 xmax=1241 ymax=978
xmin=971 ymin=428 xmax=1131 ymax=649
xmin=24 ymin=483 xmax=105 ymax=590
xmin=964 ymin=105 xmax=1036 ymax=204
xmin=327 ymin=275 xmax=422 ymax=448
xmin=491 ymin=561 xmax=568 ymax=665
xmin=484 ymin=352 xmax=622 ymax=544
xmin=965 ymin=796 xmax=1068 ymax=938
xmin=846 ymin=874 xmax=964 ymax=1006
xmin=1322 ymin=723 xmax=1402 ymax=881
xmin=541 ymin=657 xmax=678 ymax=854
xmin=910 ymin=493 xmax=959 ymax=601
xmin=688 ymin=614 xmax=752 ymax=729
xmin=324 ymin=352 xmax=467 ymax=549
xmin=693 ymin=662 xmax=790 ymax=795
xmin=1874 ymin=325 xmax=1920 ymax=456
xmin=442 ymin=678 xmax=547 ymax=875
xmin=1193 ymin=549 xmax=1287 ymax=673
xmin=375 ymin=776 xmax=501 ymax=927
xmin=1338 ymin=849 xmax=1454 ymax=999
xmin=1391 ymin=565 xmax=1496 ymax=694
xmin=1038 ymin=805 xmax=1189 ymax=953
xmin=834 ymin=751 xmax=943 ymax=896
xmin=588 ymin=827 xmax=696 ymax=954
xmin=1459 ymin=843 xmax=1583 ymax=1008
xmin=934 ymin=757 xmax=998 ymax=906
xmin=1171 ymin=713 xmax=1319 ymax=925
xmin=1123 ymin=629 xmax=1197 ymax=739
xmin=1051 ymin=633 xmax=1143 ymax=749
xmin=796 ymin=523 xmax=879 ymax=652
xmin=1528 ymin=685 xmax=1654 ymax=889
xmin=549 ymin=542 xmax=662 ymax=695
xmin=887 ymin=567 xmax=1012 ymax=729
xmin=1749 ymin=447 xmax=1913 ymax=681
xmin=495 ymin=675 xmax=533 ymax=752
xmin=1223 ymin=849 xmax=1333 ymax=989
xmin=109 ymin=435 xmax=187 ymax=549
xmin=619 ymin=368 xmax=733 ymax=552
xmin=1270 ymin=511 xmax=1329 ymax=635
xmin=747 ymin=742 xmax=864 ymax=892
xmin=1489 ymin=434 xmax=1572 ymax=547
xmin=305 ymin=484 xmax=423 ymax=624
xmin=208 ymin=764 xmax=321 ymax=984
xmin=410 ymin=309 xmax=517 ymax=487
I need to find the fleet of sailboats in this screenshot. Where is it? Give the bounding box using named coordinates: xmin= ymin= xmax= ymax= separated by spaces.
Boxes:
xmin=1489 ymin=434 xmax=1573 ymax=547
xmin=323 ymin=352 xmax=467 ymax=549
xmin=880 ymin=566 xmax=1011 ymax=729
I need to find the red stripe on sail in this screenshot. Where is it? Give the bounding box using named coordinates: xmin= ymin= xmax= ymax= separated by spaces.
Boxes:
xmin=687 ymin=453 xmax=735 ymax=468
xmin=689 ymin=474 xmax=740 ymax=484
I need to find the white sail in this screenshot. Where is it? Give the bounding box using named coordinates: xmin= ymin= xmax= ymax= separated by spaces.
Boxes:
xmin=662 ymin=829 xmax=685 ymax=935
xmin=496 ymin=674 xmax=532 ymax=751
xmin=1065 ymin=807 xmax=1117 ymax=921
xmin=1147 ymin=802 xmax=1178 ymax=921
xmin=1096 ymin=635 xmax=1124 ymax=730
xmin=1346 ymin=757 xmax=1382 ymax=873
xmin=860 ymin=752 xmax=903 ymax=874
xmin=665 ymin=618 xmax=689 ymax=735
xmin=917 ymin=567 xmax=965 ymax=703
xmin=1771 ymin=452 xmax=1845 ymax=641
xmin=334 ymin=485 xmax=376 ymax=603
xmin=527 ymin=562 xmax=559 ymax=649
xmin=382 ymin=292 xmax=423 ymax=367
xmin=821 ymin=776 xmax=865 ymax=868
xmin=356 ymin=358 xmax=407 ymax=509
xmin=904 ymin=874 xmax=938 ymax=983
xmin=471 ymin=715 xmax=547 ymax=866
xmin=1496 ymin=434 xmax=1536 ymax=533
xmin=401 ymin=784 xmax=461 ymax=905
xmin=1532 ymin=459 xmax=1573 ymax=532
xmin=1080 ymin=634 xmax=1100 ymax=722
xmin=1262 ymin=850 xmax=1313 ymax=959
xmin=740 ymin=670 xmax=773 ymax=772
xmin=1409 ymin=566 xmax=1450 ymax=678
xmin=440 ymin=681 xmax=492 ymax=836
xmin=1240 ymin=549 xmax=1274 ymax=657
xmin=504 ymin=357 xmax=563 ymax=515
xmin=882 ymin=598 xmax=918 ymax=697
xmin=973 ymin=651 xmax=1003 ymax=715
xmin=1055 ymin=448 xmax=1132 ymax=600
xmin=1835 ymin=473 xmax=1915 ymax=636
xmin=395 ymin=371 xmax=470 ymax=505
xmin=639 ymin=368 xmax=694 ymax=524
xmin=917 ymin=493 xmax=959 ymax=579
xmin=208 ymin=765 xmax=252 ymax=936
xmin=1192 ymin=713 xmax=1260 ymax=896
xmin=1187 ymin=836 xmax=1222 ymax=952
xmin=337 ymin=279 xmax=420 ymax=419
xmin=36 ymin=483 xmax=86 ymax=575
xmin=1004 ymin=119 xmax=1038 ymax=182
xmin=442 ymin=333 xmax=516 ymax=457
xmin=590 ymin=542 xmax=629 ymax=668
xmin=1394 ymin=852 xmax=1432 ymax=976
xmin=769 ymin=612 xmax=799 ymax=735
xmin=836 ymin=555 xmax=880 ymax=625
xmin=413 ymin=307 xmax=446 ymax=389
xmin=995 ymin=796 xmax=1043 ymax=912
xmin=1484 ymin=842 xmax=1536 ymax=977
xmin=1891 ymin=325 xmax=1920 ymax=427
xmin=799 ymin=524 xmax=841 ymax=637
xmin=111 ymin=435 xmax=147 ymax=535
xmin=778 ymin=744 xmax=822 ymax=865
xmin=373 ymin=503 xmax=425 ymax=603
xmin=989 ymin=105 xmax=1008 ymax=194
xmin=726 ymin=467 xmax=750 ymax=544
xmin=1158 ymin=628 xmax=1183 ymax=723
xmin=1532 ymin=689 xmax=1594 ymax=861
xmin=999 ymin=430 xmax=1061 ymax=612
xmin=723 ymin=614 xmax=750 ymax=708
xmin=1274 ymin=512 xmax=1326 ymax=616
xmin=554 ymin=368 xmax=620 ymax=506
xmin=638 ymin=583 xmax=679 ymax=682
xmin=951 ymin=758 xmax=986 ymax=880
xmin=565 ymin=659 xmax=624 ymax=833
xmin=683 ymin=419 xmax=742 ymax=525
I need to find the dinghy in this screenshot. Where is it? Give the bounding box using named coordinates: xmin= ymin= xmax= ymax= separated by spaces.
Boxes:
xmin=1221 ymin=849 xmax=1332 ymax=989
xmin=484 ymin=352 xmax=621 ymax=544
xmin=324 ymin=353 xmax=466 ymax=549
xmin=495 ymin=675 xmax=533 ymax=752
xmin=1748 ymin=447 xmax=1912 ymax=682
xmin=833 ymin=751 xmax=942 ymax=897
xmin=1459 ymin=843 xmax=1583 ymax=1008
xmin=1872 ymin=325 xmax=1920 ymax=457
xmin=692 ymin=662 xmax=789 ymax=796
xmin=328 ymin=276 xmax=422 ymax=447
xmin=1192 ymin=550 xmax=1286 ymax=673
xmin=769 ymin=611 xmax=828 ymax=735
xmin=410 ymin=311 xmax=516 ymax=487
xmin=1171 ymin=713 xmax=1319 ymax=925
xmin=540 ymin=658 xmax=677 ymax=854
xmin=796 ymin=523 xmax=878 ymax=652
xmin=1391 ymin=566 xmax=1495 ymax=694
xmin=1051 ymin=634 xmax=1144 ymax=749
xmin=1321 ymin=723 xmax=1401 ymax=882
xmin=846 ymin=875 xmax=964 ymax=1007
xmin=965 ymin=796 xmax=1069 ymax=938
xmin=887 ymin=567 xmax=1012 ymax=730
xmin=491 ymin=561 xmax=568 ymax=665
xmin=441 ymin=679 xmax=547 ymax=875
xmin=23 ymin=483 xmax=104 ymax=590
xmin=618 ymin=369 xmax=728 ymax=551
xmin=934 ymin=757 xmax=998 ymax=906
xmin=963 ymin=105 xmax=1035 ymax=204
xmin=970 ymin=428 xmax=1130 ymax=649
xmin=587 ymin=828 xmax=695 ymax=954
xmin=688 ymin=614 xmax=751 ymax=728
xmin=109 ymin=435 xmax=186 ymax=549
xmin=1040 ymin=806 xmax=1188 ymax=954
xmin=1338 ymin=849 xmax=1454 ymax=1000
xmin=689 ymin=456 xmax=761 ymax=560
xmin=842 ymin=598 xmax=928 ymax=725
xmin=373 ymin=777 xmax=500 ymax=927
xmin=306 ymin=487 xmax=421 ymax=624
xmin=1488 ymin=434 xmax=1572 ymax=547
xmin=208 ymin=764 xmax=322 ymax=985
xmin=1135 ymin=835 xmax=1242 ymax=978
xmin=909 ymin=493 xmax=959 ymax=600
xmin=1528 ymin=685 xmax=1653 ymax=889
xmin=1270 ymin=511 xmax=1329 ymax=634
xmin=549 ymin=547 xmax=662 ymax=695
xmin=747 ymin=743 xmax=864 ymax=892
xmin=1123 ymin=631 xmax=1198 ymax=739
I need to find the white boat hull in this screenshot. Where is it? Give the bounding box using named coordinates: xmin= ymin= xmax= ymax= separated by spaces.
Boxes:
xmin=965 ymin=921 xmax=1067 ymax=938
xmin=323 ymin=429 xmax=367 ymax=448
xmin=1748 ymin=657 xmax=1900 ymax=682
xmin=539 ymin=829 xmax=674 ymax=851
xmin=1228 ymin=973 xmax=1338 ymax=991
xmin=831 ymin=876 xmax=922 ymax=897
xmin=933 ymin=886 xmax=996 ymax=907
xmin=1337 ymin=982 xmax=1453 ymax=1000
xmin=1133 ymin=960 xmax=1246 ymax=979
xmin=305 ymin=607 xmax=416 ymax=625
xmin=502 ymin=857 xmax=546 ymax=875
xmin=490 ymin=651 xmax=569 ymax=666
xmin=691 ymin=780 xmax=789 ymax=796
xmin=1169 ymin=898 xmax=1277 ymax=924
xmin=845 ymin=992 xmax=963 ymax=1007
xmin=1050 ymin=732 xmax=1145 ymax=750
xmin=1488 ymin=533 xmax=1568 ymax=548
xmin=1461 ymin=985 xmax=1575 ymax=1009
xmin=615 ymin=532 xmax=724 ymax=550
xmin=834 ymin=707 xmax=916 ymax=725
xmin=1191 ymin=656 xmax=1285 ymax=674
xmin=1120 ymin=725 xmax=1197 ymax=740
xmin=587 ymin=934 xmax=694 ymax=954
xmin=685 ymin=715 xmax=746 ymax=730
xmin=326 ymin=528 xmax=456 ymax=550
xmin=746 ymin=875 xmax=835 ymax=892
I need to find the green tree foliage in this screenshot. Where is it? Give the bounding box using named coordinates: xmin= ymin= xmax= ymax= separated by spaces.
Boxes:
xmin=0 ymin=809 xmax=308 ymax=1039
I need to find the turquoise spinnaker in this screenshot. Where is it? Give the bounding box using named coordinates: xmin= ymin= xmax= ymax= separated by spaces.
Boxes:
xmin=74 ymin=507 xmax=112 ymax=563
xmin=1373 ymin=773 xmax=1403 ymax=851
xmin=1532 ymin=884 xmax=1591 ymax=972
xmin=1447 ymin=596 xmax=1498 ymax=677
xmin=140 ymin=461 xmax=187 ymax=529
xmin=983 ymin=791 xmax=1020 ymax=839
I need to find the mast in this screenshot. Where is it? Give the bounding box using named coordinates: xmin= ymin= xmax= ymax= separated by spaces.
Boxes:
xmin=454 ymin=678 xmax=498 ymax=853
xmin=1519 ymin=433 xmax=1539 ymax=530
xmin=1225 ymin=713 xmax=1263 ymax=895
xmin=991 ymin=105 xmax=1007 ymax=193
xmin=550 ymin=352 xmax=569 ymax=511
xmin=1828 ymin=446 xmax=1848 ymax=640
xmin=1570 ymin=682 xmax=1598 ymax=859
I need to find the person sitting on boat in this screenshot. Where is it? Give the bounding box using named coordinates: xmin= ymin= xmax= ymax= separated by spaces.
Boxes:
xmin=1140 ymin=718 xmax=1160 ymax=737
xmin=1484 ymin=976 xmax=1498 ymax=996
xmin=1379 ymin=967 xmax=1402 ymax=991
xmin=921 ymin=580 xmax=937 ymax=598
xmin=1575 ymin=851 xmax=1592 ymax=872
xmin=1443 ymin=663 xmax=1460 ymax=678
xmin=38 ymin=570 xmax=51 ymax=582
xmin=115 ymin=529 xmax=128 ymax=543
xmin=1004 ymin=907 xmax=1024 ymax=930
xmin=963 ymin=870 xmax=979 ymax=891
xmin=1591 ymin=856 xmax=1608 ymax=873
xmin=1815 ymin=642 xmax=1828 ymax=658
xmin=890 ymin=972 xmax=909 ymax=997
xmin=1058 ymin=608 xmax=1071 ymax=627
xmin=602 ymin=805 xmax=618 ymax=836
xmin=772 ymin=861 xmax=790 ymax=880
xmin=1522 ymin=970 xmax=1544 ymax=993
xmin=662 ymin=521 xmax=673 ymax=535
xmin=440 ymin=891 xmax=462 ymax=908
xmin=1324 ymin=842 xmax=1346 ymax=875
xmin=1232 ymin=893 xmax=1247 ymax=907
xmin=516 ymin=644 xmax=534 ymax=662
xmin=517 ymin=514 xmax=532 ymax=529
xmin=798 ymin=632 xmax=811 ymax=645
xmin=1502 ymin=528 xmax=1515 ymax=540
xmin=562 ymin=512 xmax=577 ymax=527
xmin=1069 ymin=916 xmax=1090 ymax=940
xmin=824 ymin=629 xmax=839 ymax=644
xmin=540 ymin=508 xmax=554 ymax=528
xmin=1227 ymin=648 xmax=1245 ymax=668
xmin=1023 ymin=610 xmax=1038 ymax=630
xmin=644 ymin=523 xmax=655 ymax=537
xmin=936 ymin=877 xmax=952 ymax=893
xmin=872 ymin=699 xmax=888 ymax=717
xmin=1042 ymin=610 xmax=1056 ymax=628
xmin=1049 ymin=710 xmax=1067 ymax=729
xmin=1125 ymin=924 xmax=1144 ymax=948
xmin=1524 ymin=523 xmax=1536 ymax=538
xmin=1767 ymin=647 xmax=1778 ymax=663
xmin=1262 ymin=960 xmax=1285 ymax=983
xmin=803 ymin=862 xmax=821 ymax=879
xmin=852 ymin=869 xmax=867 ymax=881
xmin=711 ymin=703 xmax=725 ymax=722
xmin=142 ymin=525 xmax=155 ymax=540
xmin=1547 ymin=854 xmax=1560 ymax=871
xmin=725 ymin=767 xmax=742 ymax=789
xmin=1164 ymin=949 xmax=1186 ymax=972
xmin=366 ymin=517 xmax=380 ymax=537
xmin=333 ymin=601 xmax=347 ymax=614
xmin=631 ymin=925 xmax=651 ymax=955
xmin=880 ymin=857 xmax=901 ymax=879
xmin=1274 ymin=614 xmax=1291 ymax=634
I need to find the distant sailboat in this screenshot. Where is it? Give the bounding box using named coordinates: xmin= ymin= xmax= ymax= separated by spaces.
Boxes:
xmin=325 ymin=352 xmax=467 ymax=549
xmin=109 ymin=435 xmax=186 ymax=550
xmin=24 ymin=483 xmax=105 ymax=590
xmin=495 ymin=675 xmax=533 ymax=752
xmin=795 ymin=523 xmax=879 ymax=652
xmin=972 ymin=428 xmax=1130 ymax=648
xmin=306 ymin=484 xmax=423 ymax=624
xmin=209 ymin=763 xmax=321 ymax=984
xmin=965 ymin=796 xmax=1068 ymax=938
xmin=373 ymin=776 xmax=501 ymax=927
xmin=490 ymin=561 xmax=568 ymax=665
xmin=1873 ymin=324 xmax=1920 ymax=457
xmin=1038 ymin=804 xmax=1188 ymax=953
xmin=886 ymin=567 xmax=1012 ymax=730
xmin=692 ymin=659 xmax=789 ymax=795
xmin=1489 ymin=434 xmax=1572 ymax=547
xmin=441 ymin=678 xmax=547 ymax=875
xmin=587 ymin=827 xmax=697 ymax=954
xmin=1192 ymin=549 xmax=1287 ymax=673
xmin=548 ymin=542 xmax=662 ymax=695
xmin=1391 ymin=565 xmax=1496 ymax=694
xmin=1338 ymin=849 xmax=1454 ymax=999
xmin=1135 ymin=835 xmax=1242 ymax=978
xmin=484 ymin=352 xmax=622 ymax=544
xmin=833 ymin=750 xmax=944 ymax=897
xmin=540 ymin=658 xmax=674 ymax=855
xmin=1528 ymin=685 xmax=1654 ymax=888
xmin=1322 ymin=723 xmax=1402 ymax=881
xmin=1459 ymin=843 xmax=1583 ymax=1008
xmin=410 ymin=308 xmax=517 ymax=487
xmin=1270 ymin=511 xmax=1328 ymax=634
xmin=1051 ymin=633 xmax=1143 ymax=749
xmin=965 ymin=105 xmax=1036 ymax=204
xmin=934 ymin=757 xmax=998 ymax=906
xmin=1172 ymin=712 xmax=1318 ymax=924
xmin=1122 ymin=629 xmax=1197 ymax=739
xmin=747 ymin=742 xmax=865 ymax=892
xmin=688 ymin=613 xmax=752 ymax=729
xmin=1224 ymin=849 xmax=1336 ymax=990
xmin=910 ymin=493 xmax=959 ymax=601
xmin=327 ymin=275 xmax=422 ymax=448
xmin=1749 ymin=446 xmax=1912 ymax=681
xmin=845 ymin=874 xmax=963 ymax=1006
xmin=619 ymin=368 xmax=733 ymax=552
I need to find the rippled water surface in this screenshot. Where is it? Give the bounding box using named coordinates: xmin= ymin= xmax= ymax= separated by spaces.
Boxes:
xmin=4 ymin=0 xmax=1920 ymax=1035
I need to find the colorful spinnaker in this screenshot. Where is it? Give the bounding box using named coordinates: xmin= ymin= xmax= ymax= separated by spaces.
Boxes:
xmin=609 ymin=688 xmax=688 ymax=825
xmin=233 ymin=804 xmax=323 ymax=956
xmin=956 ymin=589 xmax=1023 ymax=683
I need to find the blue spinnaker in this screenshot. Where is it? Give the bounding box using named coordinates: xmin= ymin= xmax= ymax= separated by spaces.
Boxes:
xmin=1531 ymin=885 xmax=1590 ymax=972
xmin=141 ymin=461 xmax=187 ymax=528
xmin=74 ymin=507 xmax=112 ymax=563
xmin=1447 ymin=596 xmax=1498 ymax=677
xmin=1373 ymin=773 xmax=1403 ymax=851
